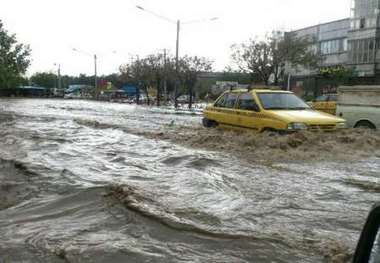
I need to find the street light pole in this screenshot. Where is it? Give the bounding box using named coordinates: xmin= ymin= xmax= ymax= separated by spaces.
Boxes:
xmin=135 ymin=5 xmax=218 ymax=108
xmin=54 ymin=63 xmax=62 ymax=96
xmin=163 ymin=49 xmax=168 ymax=102
xmin=58 ymin=64 xmax=62 ymax=92
xmin=72 ymin=48 xmax=99 ymax=99
xmin=174 ymin=19 xmax=180 ymax=108
xmin=94 ymin=54 xmax=98 ymax=99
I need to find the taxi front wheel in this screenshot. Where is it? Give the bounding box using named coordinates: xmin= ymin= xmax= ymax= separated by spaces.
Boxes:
xmin=202 ymin=118 xmax=217 ymax=128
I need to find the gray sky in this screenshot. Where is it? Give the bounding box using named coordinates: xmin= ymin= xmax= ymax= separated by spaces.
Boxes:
xmin=0 ymin=0 xmax=351 ymax=76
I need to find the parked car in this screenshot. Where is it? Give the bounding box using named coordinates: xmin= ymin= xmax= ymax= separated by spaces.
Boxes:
xmin=203 ymin=88 xmax=346 ymax=132
xmin=64 ymin=92 xmax=82 ymax=99
xmin=310 ymin=93 xmax=337 ymax=115
xmin=140 ymin=94 xmax=148 ymax=103
xmin=336 ymin=86 xmax=380 ymax=129
xmin=177 ymin=95 xmax=190 ymax=104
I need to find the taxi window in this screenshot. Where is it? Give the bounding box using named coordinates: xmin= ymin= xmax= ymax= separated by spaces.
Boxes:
xmin=224 ymin=93 xmax=238 ymax=108
xmin=237 ymin=93 xmax=258 ymax=110
xmin=214 ymin=94 xmax=228 ymax=107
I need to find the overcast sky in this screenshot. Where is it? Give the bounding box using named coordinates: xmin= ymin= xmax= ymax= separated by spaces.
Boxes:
xmin=0 ymin=0 xmax=351 ymax=76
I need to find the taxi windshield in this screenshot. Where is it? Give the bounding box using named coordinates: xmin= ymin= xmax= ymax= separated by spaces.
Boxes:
xmin=257 ymin=93 xmax=310 ymax=110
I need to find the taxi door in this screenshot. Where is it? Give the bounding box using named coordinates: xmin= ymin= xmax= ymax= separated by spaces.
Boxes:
xmin=235 ymin=92 xmax=261 ymax=131
xmin=212 ymin=92 xmax=240 ymax=127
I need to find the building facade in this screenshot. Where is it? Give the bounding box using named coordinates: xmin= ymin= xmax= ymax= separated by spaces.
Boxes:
xmin=286 ymin=0 xmax=380 ymax=98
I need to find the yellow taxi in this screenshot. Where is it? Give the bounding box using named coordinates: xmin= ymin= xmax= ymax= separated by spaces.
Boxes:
xmin=202 ymin=89 xmax=346 ymax=132
xmin=310 ymin=94 xmax=337 ymax=115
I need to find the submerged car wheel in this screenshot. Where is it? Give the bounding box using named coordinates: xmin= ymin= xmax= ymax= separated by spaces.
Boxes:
xmin=355 ymin=120 xmax=376 ymax=130
xmin=202 ymin=118 xmax=217 ymax=128
xmin=262 ymin=128 xmax=279 ymax=136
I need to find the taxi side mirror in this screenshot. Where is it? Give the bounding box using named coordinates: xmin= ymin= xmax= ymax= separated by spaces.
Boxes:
xmin=353 ymin=203 xmax=380 ymax=263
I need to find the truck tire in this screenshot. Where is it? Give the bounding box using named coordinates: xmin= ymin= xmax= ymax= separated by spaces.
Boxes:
xmin=202 ymin=118 xmax=217 ymax=128
xmin=354 ymin=120 xmax=376 ymax=130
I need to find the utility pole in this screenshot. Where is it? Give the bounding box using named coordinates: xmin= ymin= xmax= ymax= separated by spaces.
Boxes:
xmin=94 ymin=54 xmax=98 ymax=99
xmin=287 ymin=74 xmax=291 ymax=91
xmin=163 ymin=49 xmax=168 ymax=102
xmin=72 ymin=48 xmax=101 ymax=99
xmin=54 ymin=63 xmax=62 ymax=97
xmin=58 ymin=64 xmax=62 ymax=92
xmin=174 ymin=19 xmax=180 ymax=108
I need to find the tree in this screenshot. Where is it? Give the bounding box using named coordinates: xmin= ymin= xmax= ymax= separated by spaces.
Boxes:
xmin=319 ymin=65 xmax=354 ymax=82
xmin=119 ymin=53 xmax=212 ymax=108
xmin=220 ymin=69 xmax=255 ymax=84
xmin=231 ymin=31 xmax=321 ymax=86
xmin=120 ymin=56 xmax=153 ymax=105
xmin=120 ymin=53 xmax=175 ymax=106
xmin=103 ymin=73 xmax=124 ymax=89
xmin=178 ymin=56 xmax=213 ymax=108
xmin=145 ymin=54 xmax=165 ymax=106
xmin=0 ymin=20 xmax=31 ymax=89
xmin=30 ymin=72 xmax=57 ymax=89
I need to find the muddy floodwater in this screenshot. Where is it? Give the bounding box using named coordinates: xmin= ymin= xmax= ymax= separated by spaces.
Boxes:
xmin=1 ymin=98 xmax=380 ymax=263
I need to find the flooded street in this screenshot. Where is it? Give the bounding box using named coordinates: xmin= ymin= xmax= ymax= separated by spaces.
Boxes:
xmin=1 ymin=98 xmax=380 ymax=262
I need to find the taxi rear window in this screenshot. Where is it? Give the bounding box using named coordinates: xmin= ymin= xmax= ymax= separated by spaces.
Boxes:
xmin=215 ymin=93 xmax=238 ymax=108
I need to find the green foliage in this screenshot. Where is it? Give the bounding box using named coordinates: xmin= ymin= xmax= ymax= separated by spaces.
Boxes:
xmin=230 ymin=31 xmax=321 ymax=85
xmin=220 ymin=69 xmax=254 ymax=84
xmin=102 ymin=73 xmax=124 ymax=88
xmin=30 ymin=72 xmax=57 ymax=89
xmin=178 ymin=55 xmax=213 ymax=108
xmin=231 ymin=40 xmax=272 ymax=84
xmin=319 ymin=66 xmax=353 ymax=82
xmin=119 ymin=55 xmax=158 ymax=104
xmin=119 ymin=53 xmax=213 ymax=107
xmin=0 ymin=20 xmax=31 ymax=89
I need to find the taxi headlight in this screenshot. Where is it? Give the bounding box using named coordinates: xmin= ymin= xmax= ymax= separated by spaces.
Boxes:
xmin=287 ymin=122 xmax=308 ymax=130
xmin=336 ymin=122 xmax=347 ymax=129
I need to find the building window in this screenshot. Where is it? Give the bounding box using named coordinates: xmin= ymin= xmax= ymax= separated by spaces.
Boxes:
xmin=343 ymin=38 xmax=348 ymax=51
xmin=351 ymin=0 xmax=379 ymax=19
xmin=320 ymin=39 xmax=347 ymax=55
xmin=349 ymin=38 xmax=376 ymax=64
xmin=360 ymin=18 xmax=366 ymax=29
xmin=350 ymin=0 xmax=380 ymax=29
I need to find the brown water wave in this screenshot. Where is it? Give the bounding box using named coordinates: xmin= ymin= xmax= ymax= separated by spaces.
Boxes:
xmin=106 ymin=184 xmax=354 ymax=263
xmin=0 ymin=157 xmax=50 ymax=210
xmin=0 ymin=185 xmax=312 ymax=263
xmin=141 ymin=126 xmax=380 ymax=162
xmin=0 ymin=181 xmax=351 ymax=263
xmin=72 ymin=116 xmax=380 ymax=162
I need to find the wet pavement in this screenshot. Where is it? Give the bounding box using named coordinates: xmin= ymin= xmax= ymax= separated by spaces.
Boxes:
xmin=1 ymin=98 xmax=380 ymax=262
